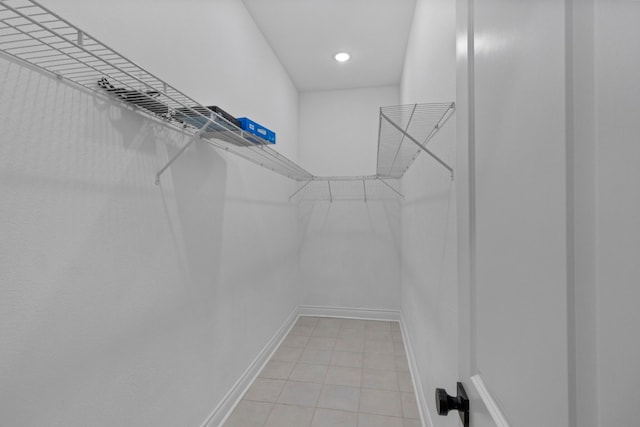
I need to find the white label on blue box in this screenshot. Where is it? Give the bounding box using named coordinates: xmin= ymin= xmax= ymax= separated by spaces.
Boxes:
xmin=238 ymin=117 xmax=276 ymax=144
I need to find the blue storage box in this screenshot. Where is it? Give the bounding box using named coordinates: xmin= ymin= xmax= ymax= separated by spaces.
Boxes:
xmin=238 ymin=117 xmax=276 ymax=144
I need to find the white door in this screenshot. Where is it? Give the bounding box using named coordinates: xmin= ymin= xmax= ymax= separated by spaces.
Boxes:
xmin=451 ymin=1 xmax=571 ymax=426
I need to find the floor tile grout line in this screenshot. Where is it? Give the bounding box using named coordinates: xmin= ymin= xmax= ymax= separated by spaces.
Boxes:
xmin=308 ymin=406 xmax=317 ymax=427
xmin=230 ymin=317 xmax=417 ymax=427
xmin=291 ymin=318 xmax=321 ymax=426
xmin=259 ymin=400 xmax=276 ymax=427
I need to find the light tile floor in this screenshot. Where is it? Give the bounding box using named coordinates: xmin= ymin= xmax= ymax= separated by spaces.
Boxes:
xmin=223 ymin=316 xmax=421 ymax=427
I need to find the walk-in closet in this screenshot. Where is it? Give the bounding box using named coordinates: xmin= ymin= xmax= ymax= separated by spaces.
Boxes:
xmin=2 ymin=1 xmax=638 ymax=427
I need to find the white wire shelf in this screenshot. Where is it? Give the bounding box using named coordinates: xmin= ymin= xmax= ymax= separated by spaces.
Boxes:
xmin=290 ymin=176 xmax=403 ymax=203
xmin=0 ymin=0 xmax=314 ymax=181
xmin=377 ymin=102 xmax=455 ymax=179
xmin=0 ymin=0 xmax=454 ymax=202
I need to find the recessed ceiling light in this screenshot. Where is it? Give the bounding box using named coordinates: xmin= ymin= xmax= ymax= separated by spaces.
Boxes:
xmin=334 ymin=52 xmax=350 ymax=62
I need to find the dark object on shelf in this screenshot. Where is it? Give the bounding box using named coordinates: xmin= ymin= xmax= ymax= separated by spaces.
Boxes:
xmin=435 ymin=382 xmax=469 ymax=427
xmin=97 ymin=78 xmax=169 ymax=116
xmin=172 ymin=105 xmax=241 ymax=133
xmin=208 ymin=106 xmax=241 ymax=128
xmin=238 ymin=117 xmax=276 ymax=144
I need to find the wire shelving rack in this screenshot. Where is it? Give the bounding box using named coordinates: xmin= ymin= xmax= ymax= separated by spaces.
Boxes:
xmin=290 ymin=176 xmax=402 ymax=203
xmin=0 ymin=0 xmax=454 ymax=201
xmin=0 ymin=0 xmax=313 ymax=182
xmin=377 ymin=102 xmax=455 ymax=179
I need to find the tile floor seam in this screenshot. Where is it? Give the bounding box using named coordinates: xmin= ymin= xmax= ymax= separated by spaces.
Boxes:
xmin=224 ymin=316 xmax=419 ymax=427
xmin=309 ymin=406 xmax=317 ymax=427
xmin=261 ymin=402 xmax=276 ymax=427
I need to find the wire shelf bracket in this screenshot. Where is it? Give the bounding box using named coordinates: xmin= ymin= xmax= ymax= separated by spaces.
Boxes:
xmin=288 ymin=179 xmax=314 ymax=201
xmin=377 ymin=102 xmax=456 ymax=180
xmin=155 ymin=122 xmax=211 ymax=185
xmin=0 ymin=1 xmax=454 ymax=202
xmin=0 ymin=0 xmax=314 ymax=182
xmin=376 ymin=176 xmax=405 ymax=199
xmin=380 ymin=110 xmax=453 ymax=178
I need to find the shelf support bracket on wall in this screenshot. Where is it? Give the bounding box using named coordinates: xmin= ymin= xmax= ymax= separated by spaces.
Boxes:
xmin=386 ymin=104 xmax=417 ymax=177
xmin=380 ymin=109 xmax=454 ymax=179
xmin=362 ymin=179 xmax=367 ymax=203
xmin=376 ymin=177 xmax=404 ymax=200
xmin=289 ymin=179 xmax=314 ymax=201
xmin=425 ymin=102 xmax=456 ymax=147
xmin=155 ymin=123 xmax=209 ymax=185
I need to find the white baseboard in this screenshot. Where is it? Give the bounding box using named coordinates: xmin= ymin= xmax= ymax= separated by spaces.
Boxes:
xmin=199 ymin=307 xmax=299 ymax=427
xmin=471 ymin=374 xmax=510 ymax=427
xmin=400 ymin=313 xmax=434 ymax=427
xmin=201 ymin=305 xmax=404 ymax=427
xmin=298 ymin=305 xmax=401 ymax=321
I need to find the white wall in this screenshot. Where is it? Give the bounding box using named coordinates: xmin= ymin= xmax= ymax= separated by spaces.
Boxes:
xmin=298 ymin=200 xmax=401 ymax=311
xmin=594 ymin=2 xmax=640 ymax=425
xmin=401 ymin=0 xmax=456 ymax=104
xmin=298 ymin=86 xmax=399 ymax=176
xmin=399 ymin=0 xmax=458 ymax=425
xmin=297 ymin=86 xmax=402 ymax=311
xmin=0 ymin=1 xmax=300 ymax=426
